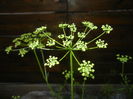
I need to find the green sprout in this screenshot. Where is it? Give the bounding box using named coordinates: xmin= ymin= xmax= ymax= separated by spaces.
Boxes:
xmin=116 ymin=54 xmax=132 ymax=85
xmin=116 ymin=54 xmax=132 ymax=64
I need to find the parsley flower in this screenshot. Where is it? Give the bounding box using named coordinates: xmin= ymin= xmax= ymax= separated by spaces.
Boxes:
xmin=58 ymin=34 xmax=65 ymax=39
xmin=101 ymin=24 xmax=113 ymax=34
xmin=5 ymin=46 xmax=13 ymax=54
xmin=68 ymin=23 xmax=77 ymax=33
xmin=44 ymin=56 xmax=59 ymax=68
xmin=46 ymin=39 xmax=55 ymax=46
xmin=59 ymin=23 xmax=68 ymax=28
xmin=75 ymin=40 xmax=88 ymax=51
xmin=18 ymin=49 xmax=28 ymax=57
xmin=96 ymin=39 xmax=108 ymax=48
xmin=62 ymin=70 xmax=71 ymax=80
xmin=66 ymin=35 xmax=74 ymax=40
xmin=63 ymin=40 xmax=72 ymax=47
xmin=82 ymin=21 xmax=97 ymax=30
xmin=116 ymin=54 xmax=132 ymax=64
xmin=28 ymin=40 xmax=39 ymax=49
xmin=78 ymin=60 xmax=95 ymax=80
xmin=33 ymin=26 xmax=47 ymax=34
xmin=77 ymin=32 xmax=86 ymax=38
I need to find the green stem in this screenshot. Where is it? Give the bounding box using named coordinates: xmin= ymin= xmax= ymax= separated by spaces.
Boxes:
xmin=63 ymin=28 xmax=67 ymax=37
xmin=122 ymin=63 xmax=124 ymax=75
xmin=71 ymin=51 xmax=80 ymax=65
xmin=33 ymin=49 xmax=46 ymax=81
xmin=46 ymin=34 xmax=64 ymax=47
xmin=73 ymin=29 xmax=91 ymax=48
xmin=70 ymin=51 xmax=74 ymax=99
xmin=81 ymin=80 xmax=86 ymax=99
xmin=84 ymin=27 xmax=88 ymax=33
xmin=87 ymin=32 xmax=105 ymax=45
xmin=33 ymin=49 xmax=55 ymax=97
xmin=59 ymin=51 xmax=70 ymax=62
xmin=83 ymin=29 xmax=91 ymax=40
xmin=87 ymin=46 xmax=98 ymax=50
xmin=40 ymin=50 xmax=48 ymax=83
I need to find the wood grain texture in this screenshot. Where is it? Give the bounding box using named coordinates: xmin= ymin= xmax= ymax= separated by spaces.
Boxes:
xmin=68 ymin=0 xmax=133 ymax=11
xmin=0 ymin=13 xmax=67 ymax=35
xmin=67 ymin=12 xmax=133 ymax=25
xmin=0 ymin=0 xmax=67 ymax=12
xmin=0 ymin=0 xmax=133 ymax=83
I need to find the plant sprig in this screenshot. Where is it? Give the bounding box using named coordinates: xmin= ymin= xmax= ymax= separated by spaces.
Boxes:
xmin=5 ymin=21 xmax=113 ymax=99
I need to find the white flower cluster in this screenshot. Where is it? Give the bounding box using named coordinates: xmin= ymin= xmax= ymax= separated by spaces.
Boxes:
xmin=58 ymin=34 xmax=65 ymax=39
xmin=58 ymin=23 xmax=68 ymax=28
xmin=33 ymin=26 xmax=47 ymax=34
xmin=116 ymin=54 xmax=132 ymax=64
xmin=63 ymin=40 xmax=72 ymax=47
xmin=66 ymin=35 xmax=74 ymax=40
xmin=68 ymin=23 xmax=77 ymax=33
xmin=78 ymin=60 xmax=95 ymax=80
xmin=46 ymin=39 xmax=55 ymax=46
xmin=28 ymin=40 xmax=39 ymax=49
xmin=62 ymin=70 xmax=71 ymax=80
xmin=59 ymin=23 xmax=77 ymax=33
xmin=96 ymin=39 xmax=108 ymax=48
xmin=77 ymin=32 xmax=86 ymax=38
xmin=82 ymin=21 xmax=97 ymax=30
xmin=44 ymin=56 xmax=59 ymax=68
xmin=101 ymin=24 xmax=113 ymax=34
xmin=75 ymin=40 xmax=88 ymax=51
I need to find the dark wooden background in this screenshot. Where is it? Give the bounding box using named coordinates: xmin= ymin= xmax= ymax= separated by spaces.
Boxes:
xmin=0 ymin=0 xmax=133 ymax=83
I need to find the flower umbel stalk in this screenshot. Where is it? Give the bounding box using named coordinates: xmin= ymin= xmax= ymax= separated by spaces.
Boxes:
xmin=34 ymin=49 xmax=55 ymax=97
xmin=70 ymin=51 xmax=74 ymax=99
xmin=81 ymin=80 xmax=86 ymax=99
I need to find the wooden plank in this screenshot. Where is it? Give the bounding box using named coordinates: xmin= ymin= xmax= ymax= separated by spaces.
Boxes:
xmin=0 ymin=13 xmax=67 ymax=35
xmin=0 ymin=0 xmax=67 ymax=12
xmin=67 ymin=12 xmax=133 ymax=25
xmin=0 ymin=12 xmax=133 ymax=35
xmin=68 ymin=0 xmax=133 ymax=11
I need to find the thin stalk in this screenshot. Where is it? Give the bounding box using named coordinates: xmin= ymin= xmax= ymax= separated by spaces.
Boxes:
xmin=33 ymin=49 xmax=55 ymax=96
xmin=59 ymin=51 xmax=70 ymax=62
xmin=87 ymin=32 xmax=105 ymax=45
xmin=121 ymin=63 xmax=126 ymax=84
xmin=45 ymin=34 xmax=64 ymax=47
xmin=63 ymin=28 xmax=67 ymax=37
xmin=83 ymin=27 xmax=88 ymax=33
xmin=122 ymin=63 xmax=124 ymax=75
xmin=71 ymin=51 xmax=80 ymax=65
xmin=40 ymin=50 xmax=48 ymax=83
xmin=83 ymin=29 xmax=91 ymax=40
xmin=33 ymin=49 xmax=46 ymax=81
xmin=70 ymin=51 xmax=74 ymax=99
xmin=73 ymin=29 xmax=91 ymax=48
xmin=87 ymin=46 xmax=98 ymax=50
xmin=81 ymin=80 xmax=86 ymax=99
